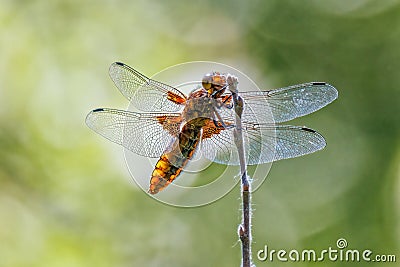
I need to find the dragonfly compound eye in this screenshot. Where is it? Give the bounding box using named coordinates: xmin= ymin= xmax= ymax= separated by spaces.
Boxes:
xmin=202 ymin=73 xmax=213 ymax=90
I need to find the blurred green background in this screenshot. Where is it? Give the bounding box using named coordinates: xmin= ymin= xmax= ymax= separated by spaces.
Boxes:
xmin=1 ymin=0 xmax=399 ymax=266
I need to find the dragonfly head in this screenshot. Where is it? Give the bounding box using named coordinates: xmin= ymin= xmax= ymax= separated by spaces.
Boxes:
xmin=202 ymin=72 xmax=227 ymax=98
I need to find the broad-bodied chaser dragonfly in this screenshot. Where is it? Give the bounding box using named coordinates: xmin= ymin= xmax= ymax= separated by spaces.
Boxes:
xmin=86 ymin=62 xmax=338 ymax=194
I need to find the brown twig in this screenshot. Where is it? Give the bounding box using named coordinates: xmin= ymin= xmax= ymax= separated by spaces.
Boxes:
xmin=227 ymin=75 xmax=253 ymax=267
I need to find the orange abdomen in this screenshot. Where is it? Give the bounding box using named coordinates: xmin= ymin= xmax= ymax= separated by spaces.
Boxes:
xmin=149 ymin=119 xmax=207 ymax=194
xmin=149 ymin=154 xmax=184 ymax=194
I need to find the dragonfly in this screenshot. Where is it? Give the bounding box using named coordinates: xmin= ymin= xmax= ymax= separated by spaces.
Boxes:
xmin=86 ymin=62 xmax=338 ymax=194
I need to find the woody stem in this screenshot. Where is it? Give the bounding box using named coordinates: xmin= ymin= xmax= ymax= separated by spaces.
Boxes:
xmin=227 ymin=75 xmax=252 ymax=267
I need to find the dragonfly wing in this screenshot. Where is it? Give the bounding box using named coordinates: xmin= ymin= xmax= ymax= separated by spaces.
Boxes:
xmin=240 ymin=82 xmax=338 ymax=123
xmin=200 ymin=100 xmax=274 ymax=165
xmin=201 ymin=121 xmax=326 ymax=165
xmin=85 ymin=108 xmax=182 ymax=157
xmin=201 ymin=119 xmax=238 ymax=165
xmin=258 ymin=124 xmax=326 ymax=162
xmin=109 ymin=62 xmax=187 ymax=112
xmin=201 ymin=103 xmax=273 ymax=165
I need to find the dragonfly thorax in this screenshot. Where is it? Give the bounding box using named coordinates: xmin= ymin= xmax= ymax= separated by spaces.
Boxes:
xmin=183 ymin=88 xmax=218 ymax=124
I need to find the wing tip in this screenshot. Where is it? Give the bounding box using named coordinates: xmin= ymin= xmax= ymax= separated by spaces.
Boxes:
xmin=85 ymin=110 xmax=95 ymax=129
xmin=85 ymin=108 xmax=108 ymax=128
xmin=109 ymin=62 xmax=127 ymax=73
xmin=301 ymin=126 xmax=327 ymax=150
xmin=312 ymin=81 xmax=339 ymax=101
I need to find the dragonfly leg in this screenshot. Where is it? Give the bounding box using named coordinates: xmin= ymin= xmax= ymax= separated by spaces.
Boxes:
xmin=222 ymin=95 xmax=233 ymax=109
xmin=218 ymin=94 xmax=233 ymax=109
xmin=214 ymin=93 xmax=233 ymax=109
xmin=212 ymin=108 xmax=235 ymax=130
xmin=211 ymin=85 xmax=228 ymax=97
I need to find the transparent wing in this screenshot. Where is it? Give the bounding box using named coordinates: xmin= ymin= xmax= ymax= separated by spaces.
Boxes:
xmin=266 ymin=124 xmax=326 ymax=161
xmin=201 ymin=100 xmax=274 ymax=165
xmin=201 ymin=122 xmax=326 ymax=166
xmin=109 ymin=62 xmax=187 ymax=112
xmin=240 ymin=82 xmax=338 ymax=123
xmin=85 ymin=108 xmax=182 ymax=157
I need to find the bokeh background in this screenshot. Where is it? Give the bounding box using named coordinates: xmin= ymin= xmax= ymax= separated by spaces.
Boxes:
xmin=1 ymin=0 xmax=399 ymax=266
